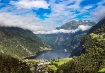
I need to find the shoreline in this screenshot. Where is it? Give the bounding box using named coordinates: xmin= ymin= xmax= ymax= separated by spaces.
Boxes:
xmin=23 ymin=50 xmax=51 ymax=59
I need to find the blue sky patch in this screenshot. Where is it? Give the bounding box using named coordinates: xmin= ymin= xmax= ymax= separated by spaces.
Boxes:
xmin=0 ymin=0 xmax=105 ymax=33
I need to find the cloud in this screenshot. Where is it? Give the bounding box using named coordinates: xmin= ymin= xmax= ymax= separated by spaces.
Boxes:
xmin=8 ymin=0 xmax=82 ymax=29
xmin=46 ymin=0 xmax=84 ymax=26
xmin=80 ymin=5 xmax=94 ymax=13
xmin=78 ymin=25 xmax=91 ymax=31
xmin=34 ymin=25 xmax=92 ymax=34
xmin=90 ymin=1 xmax=105 ymax=22
xmin=0 ymin=0 xmax=103 ymax=34
xmin=91 ymin=5 xmax=105 ymax=22
xmin=0 ymin=0 xmax=92 ymax=34
xmin=10 ymin=0 xmax=50 ymax=9
xmin=0 ymin=12 xmax=55 ymax=32
xmin=0 ymin=11 xmax=83 ymax=34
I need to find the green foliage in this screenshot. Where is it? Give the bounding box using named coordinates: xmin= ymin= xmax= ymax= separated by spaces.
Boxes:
xmin=58 ymin=19 xmax=105 ymax=73
xmin=98 ymin=68 xmax=105 ymax=72
xmin=0 ymin=27 xmax=51 ymax=59
xmin=0 ymin=53 xmax=31 ymax=73
xmin=48 ymin=65 xmax=58 ymax=70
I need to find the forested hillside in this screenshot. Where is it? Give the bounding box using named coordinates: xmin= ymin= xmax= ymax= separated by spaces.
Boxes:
xmin=58 ymin=19 xmax=105 ymax=73
xmin=0 ymin=53 xmax=31 ymax=73
xmin=0 ymin=27 xmax=51 ymax=58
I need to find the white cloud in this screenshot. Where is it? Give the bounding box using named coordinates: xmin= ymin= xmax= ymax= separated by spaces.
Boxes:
xmin=83 ymin=5 xmax=93 ymax=10
xmin=46 ymin=0 xmax=84 ymax=26
xmin=9 ymin=0 xmax=73 ymax=29
xmin=78 ymin=25 xmax=91 ymax=31
xmin=80 ymin=5 xmax=94 ymax=13
xmin=10 ymin=0 xmax=50 ymax=9
xmin=98 ymin=0 xmax=105 ymax=5
xmin=0 ymin=12 xmax=54 ymax=32
xmin=0 ymin=11 xmax=92 ymax=34
xmin=89 ymin=0 xmax=105 ymax=22
xmin=0 ymin=0 xmax=101 ymax=34
xmin=34 ymin=25 xmax=92 ymax=34
xmin=90 ymin=5 xmax=105 ymax=22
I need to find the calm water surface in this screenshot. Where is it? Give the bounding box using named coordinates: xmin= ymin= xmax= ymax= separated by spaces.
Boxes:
xmin=28 ymin=46 xmax=71 ymax=60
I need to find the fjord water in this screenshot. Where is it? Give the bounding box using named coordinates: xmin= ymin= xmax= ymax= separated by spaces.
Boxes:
xmin=28 ymin=46 xmax=71 ymax=60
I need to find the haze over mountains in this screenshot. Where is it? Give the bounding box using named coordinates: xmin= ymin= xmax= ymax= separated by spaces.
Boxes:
xmin=37 ymin=20 xmax=95 ymax=51
xmin=35 ymin=20 xmax=95 ymax=34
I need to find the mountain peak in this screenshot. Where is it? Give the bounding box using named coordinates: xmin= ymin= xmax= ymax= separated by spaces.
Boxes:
xmin=56 ymin=20 xmax=95 ymax=30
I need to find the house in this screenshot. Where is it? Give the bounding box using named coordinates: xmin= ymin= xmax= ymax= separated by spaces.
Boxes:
xmin=38 ymin=61 xmax=50 ymax=66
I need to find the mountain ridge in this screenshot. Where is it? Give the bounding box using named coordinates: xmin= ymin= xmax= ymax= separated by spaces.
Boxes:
xmin=37 ymin=20 xmax=95 ymax=51
xmin=70 ymin=18 xmax=105 ymax=57
xmin=58 ymin=19 xmax=105 ymax=73
xmin=0 ymin=26 xmax=51 ymax=59
xmin=56 ymin=20 xmax=95 ymax=30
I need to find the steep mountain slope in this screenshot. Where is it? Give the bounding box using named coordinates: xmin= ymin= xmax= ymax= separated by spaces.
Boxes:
xmin=58 ymin=19 xmax=105 ymax=73
xmin=70 ymin=19 xmax=105 ymax=57
xmin=0 ymin=27 xmax=51 ymax=58
xmin=37 ymin=20 xmax=95 ymax=51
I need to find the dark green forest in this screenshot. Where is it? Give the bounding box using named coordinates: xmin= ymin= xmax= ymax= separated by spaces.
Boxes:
xmin=0 ymin=53 xmax=31 ymax=73
xmin=58 ymin=19 xmax=105 ymax=73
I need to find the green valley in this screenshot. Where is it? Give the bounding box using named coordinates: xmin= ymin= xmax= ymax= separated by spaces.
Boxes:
xmin=0 ymin=0 xmax=104 ymax=73
xmin=23 ymin=58 xmax=72 ymax=73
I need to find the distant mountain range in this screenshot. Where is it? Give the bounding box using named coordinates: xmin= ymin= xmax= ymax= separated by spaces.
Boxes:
xmin=0 ymin=27 xmax=51 ymax=59
xmin=56 ymin=20 xmax=95 ymax=30
xmin=37 ymin=20 xmax=95 ymax=51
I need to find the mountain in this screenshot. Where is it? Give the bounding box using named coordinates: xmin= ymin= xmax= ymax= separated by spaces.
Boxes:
xmin=37 ymin=20 xmax=95 ymax=51
xmin=70 ymin=19 xmax=105 ymax=57
xmin=58 ymin=19 xmax=105 ymax=73
xmin=56 ymin=20 xmax=95 ymax=30
xmin=0 ymin=27 xmax=51 ymax=59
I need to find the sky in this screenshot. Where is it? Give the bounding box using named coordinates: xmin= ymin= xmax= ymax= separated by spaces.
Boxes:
xmin=0 ymin=0 xmax=105 ymax=34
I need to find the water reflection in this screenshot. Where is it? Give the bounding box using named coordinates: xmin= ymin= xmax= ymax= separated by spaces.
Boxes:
xmin=35 ymin=46 xmax=71 ymax=60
